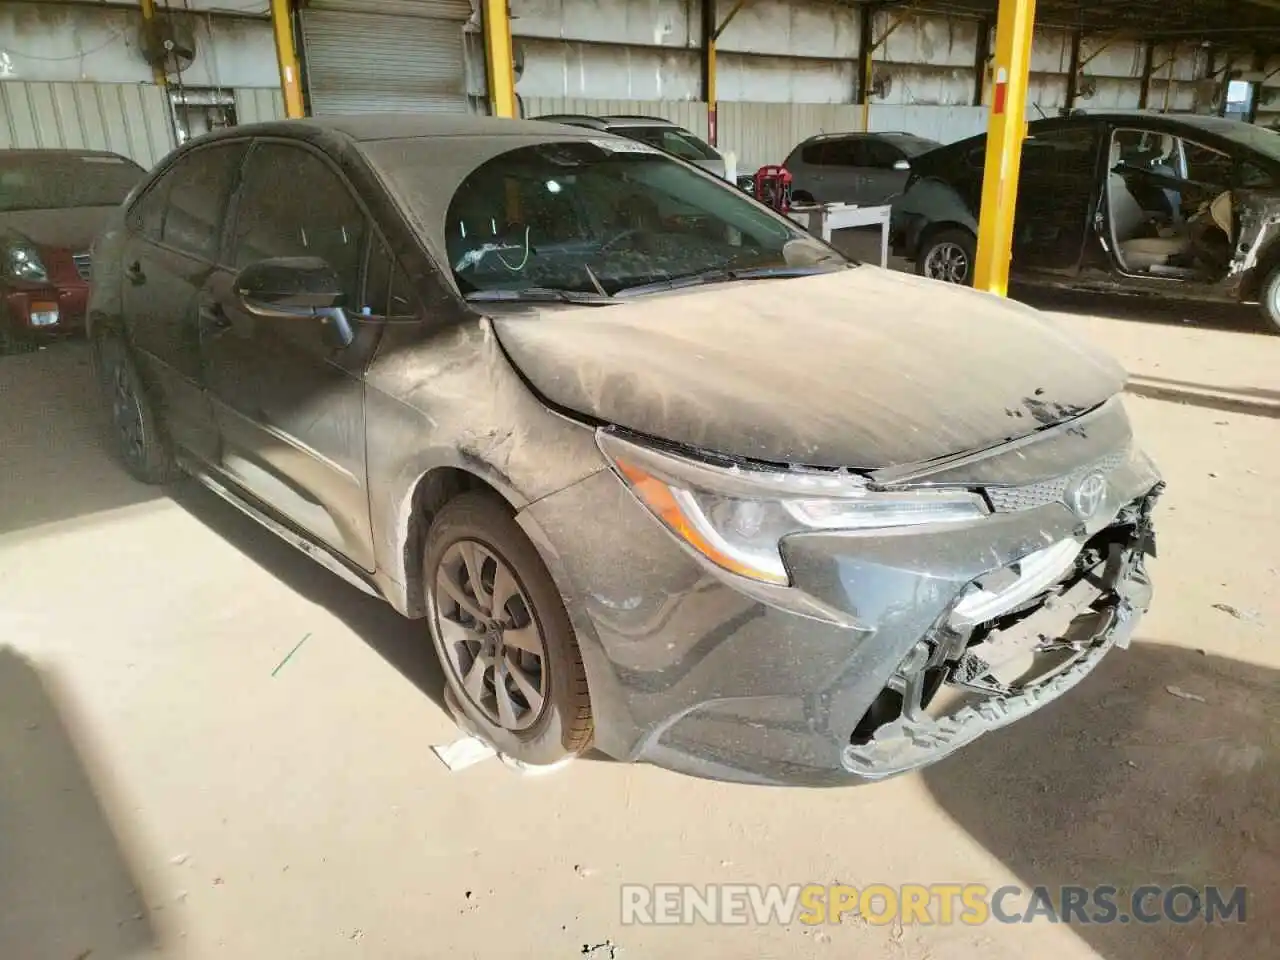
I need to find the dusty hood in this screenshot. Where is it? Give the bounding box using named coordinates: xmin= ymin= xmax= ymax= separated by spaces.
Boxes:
xmin=0 ymin=206 xmax=118 ymax=252
xmin=491 ymin=268 xmax=1126 ymax=470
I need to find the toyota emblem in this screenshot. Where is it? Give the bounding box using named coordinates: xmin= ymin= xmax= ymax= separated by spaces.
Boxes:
xmin=1069 ymin=471 xmax=1108 ymax=521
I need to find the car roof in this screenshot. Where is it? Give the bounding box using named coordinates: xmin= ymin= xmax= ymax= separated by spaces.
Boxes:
xmin=803 ymin=131 xmax=909 ymax=142
xmin=533 ymin=114 xmax=681 ymax=130
xmin=226 ymin=113 xmax=605 ymax=143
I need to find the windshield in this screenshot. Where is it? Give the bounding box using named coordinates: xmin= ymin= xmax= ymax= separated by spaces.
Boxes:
xmin=444 ymin=140 xmax=843 ymax=297
xmin=613 ymin=126 xmax=720 ymax=163
xmin=0 ymin=153 xmax=144 ymax=213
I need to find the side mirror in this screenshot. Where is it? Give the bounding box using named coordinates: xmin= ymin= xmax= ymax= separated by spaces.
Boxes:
xmin=234 ymin=256 xmax=354 ymax=347
xmin=893 ymin=158 xmax=912 ymax=172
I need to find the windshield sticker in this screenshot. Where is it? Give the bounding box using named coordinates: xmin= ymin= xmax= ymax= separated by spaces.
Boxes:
xmin=80 ymin=156 xmax=127 ymax=164
xmin=589 ymin=138 xmax=661 ymax=155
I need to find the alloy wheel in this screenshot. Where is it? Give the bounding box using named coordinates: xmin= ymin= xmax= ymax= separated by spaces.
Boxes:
xmin=924 ymin=242 xmax=970 ymax=284
xmin=434 ymin=540 xmax=548 ymax=731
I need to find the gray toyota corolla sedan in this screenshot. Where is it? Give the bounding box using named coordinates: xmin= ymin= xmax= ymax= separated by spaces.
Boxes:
xmin=87 ymin=115 xmax=1162 ymax=786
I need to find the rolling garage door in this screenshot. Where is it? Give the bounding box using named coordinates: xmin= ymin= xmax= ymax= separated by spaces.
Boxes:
xmin=300 ymin=0 xmax=473 ymax=115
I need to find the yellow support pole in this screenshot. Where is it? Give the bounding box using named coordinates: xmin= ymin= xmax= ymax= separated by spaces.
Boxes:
xmin=139 ymin=0 xmax=168 ymax=87
xmin=972 ymin=0 xmax=1037 ymax=297
xmin=483 ymin=0 xmax=517 ymax=119
xmin=269 ymin=0 xmax=305 ymax=119
xmin=706 ymin=36 xmax=717 ymax=144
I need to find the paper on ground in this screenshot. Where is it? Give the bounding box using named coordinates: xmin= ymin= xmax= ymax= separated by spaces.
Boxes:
xmin=431 ymin=735 xmax=497 ymax=771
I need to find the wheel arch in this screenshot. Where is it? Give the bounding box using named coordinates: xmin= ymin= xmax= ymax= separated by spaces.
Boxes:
xmin=398 ymin=465 xmax=520 ymax=618
xmin=917 ymin=220 xmax=977 ymax=256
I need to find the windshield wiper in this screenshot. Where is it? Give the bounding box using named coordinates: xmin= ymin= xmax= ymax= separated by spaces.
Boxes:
xmin=614 ymin=263 xmax=849 ymax=298
xmin=464 ymin=287 xmax=615 ymax=306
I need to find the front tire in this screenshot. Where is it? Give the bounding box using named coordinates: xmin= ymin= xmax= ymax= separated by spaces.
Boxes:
xmin=95 ymin=332 xmax=179 ymax=484
xmin=917 ymin=227 xmax=977 ymax=286
xmin=1258 ymin=265 xmax=1280 ymax=334
xmin=424 ymin=492 xmax=592 ymax=765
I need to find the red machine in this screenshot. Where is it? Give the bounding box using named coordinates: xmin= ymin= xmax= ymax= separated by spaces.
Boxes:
xmin=752 ymin=165 xmax=793 ymax=213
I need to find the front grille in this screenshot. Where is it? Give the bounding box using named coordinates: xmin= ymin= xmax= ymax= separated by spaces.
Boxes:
xmin=72 ymin=252 xmax=92 ymax=281
xmin=985 ymin=450 xmax=1128 ymax=513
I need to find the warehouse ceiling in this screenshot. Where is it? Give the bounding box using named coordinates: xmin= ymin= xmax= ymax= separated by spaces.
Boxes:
xmin=860 ymin=0 xmax=1280 ymax=39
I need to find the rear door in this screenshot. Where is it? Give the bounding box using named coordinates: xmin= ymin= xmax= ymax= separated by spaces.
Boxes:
xmin=200 ymin=140 xmax=382 ymax=570
xmin=823 ymin=137 xmax=871 ymax=203
xmin=120 ymin=141 xmax=248 ymax=462
xmin=1012 ymin=122 xmax=1104 ymax=275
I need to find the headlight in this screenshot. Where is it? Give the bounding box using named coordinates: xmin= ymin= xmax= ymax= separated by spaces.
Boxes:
xmin=599 ymin=430 xmax=989 ymax=585
xmin=6 ymin=240 xmax=48 ymax=282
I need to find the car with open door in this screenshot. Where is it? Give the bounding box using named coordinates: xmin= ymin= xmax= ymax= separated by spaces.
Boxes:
xmin=87 ymin=115 xmax=1161 ymax=786
xmin=893 ymin=113 xmax=1280 ymax=332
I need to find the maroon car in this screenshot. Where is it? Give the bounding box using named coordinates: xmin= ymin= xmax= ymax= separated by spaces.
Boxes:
xmin=1 ymin=148 xmax=145 ymax=353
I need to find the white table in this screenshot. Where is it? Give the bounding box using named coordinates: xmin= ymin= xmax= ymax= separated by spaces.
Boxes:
xmin=788 ymin=202 xmax=893 ymax=267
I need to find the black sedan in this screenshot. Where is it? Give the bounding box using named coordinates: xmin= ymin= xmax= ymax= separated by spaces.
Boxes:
xmin=87 ymin=115 xmax=1161 ymax=785
xmin=893 ymin=113 xmax=1280 ymax=332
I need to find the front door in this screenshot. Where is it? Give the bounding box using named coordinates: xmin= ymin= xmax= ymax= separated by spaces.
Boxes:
xmin=1012 ymin=122 xmax=1104 ymax=275
xmin=119 ymin=141 xmax=248 ymax=463
xmin=200 ymin=140 xmax=380 ymax=571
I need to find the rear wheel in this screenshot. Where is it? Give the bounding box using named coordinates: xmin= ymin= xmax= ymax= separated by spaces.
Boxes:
xmin=1258 ymin=264 xmax=1280 ymax=334
xmin=917 ymin=227 xmax=977 ymax=286
xmin=424 ymin=492 xmax=592 ymax=765
xmin=95 ymin=332 xmax=179 ymax=483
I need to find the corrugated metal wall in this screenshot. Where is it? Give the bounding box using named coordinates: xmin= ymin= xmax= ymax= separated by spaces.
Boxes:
xmin=1 ymin=81 xmax=287 ymax=168
xmin=0 ymin=81 xmax=174 ymax=167
xmin=234 ymin=87 xmax=287 ymax=125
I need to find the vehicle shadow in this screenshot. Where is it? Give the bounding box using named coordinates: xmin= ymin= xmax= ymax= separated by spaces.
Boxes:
xmin=168 ymin=480 xmax=450 ymax=712
xmin=923 ymin=640 xmax=1277 ymax=959
xmin=0 ymin=343 xmax=163 ymax=537
xmin=0 ymin=647 xmax=158 ymax=959
xmin=1015 ymin=286 xmax=1269 ymax=335
xmin=1125 ymin=376 xmax=1280 ymax=418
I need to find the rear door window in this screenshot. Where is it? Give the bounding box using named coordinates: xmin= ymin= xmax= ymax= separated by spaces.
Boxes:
xmin=160 ymin=142 xmax=248 ymax=261
xmin=824 ymin=139 xmax=864 ymax=167
xmin=800 ymin=141 xmax=829 ymax=165
xmin=1020 ymin=125 xmax=1100 ymax=177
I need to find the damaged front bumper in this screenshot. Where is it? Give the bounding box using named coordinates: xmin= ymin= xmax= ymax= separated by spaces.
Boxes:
xmin=840 ymin=497 xmax=1156 ymax=779
xmin=519 ymin=411 xmax=1163 ymax=786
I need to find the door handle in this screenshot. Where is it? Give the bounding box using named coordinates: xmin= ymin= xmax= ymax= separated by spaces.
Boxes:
xmin=125 ymin=261 xmax=146 ymax=285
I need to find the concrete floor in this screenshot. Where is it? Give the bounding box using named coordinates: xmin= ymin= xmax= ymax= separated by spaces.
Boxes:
xmin=1 ymin=290 xmax=1277 ymax=959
